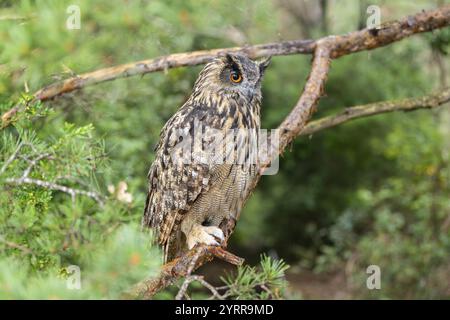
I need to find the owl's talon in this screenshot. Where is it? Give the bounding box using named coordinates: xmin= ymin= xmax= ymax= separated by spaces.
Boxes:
xmin=206 ymin=226 xmax=224 ymax=241
xmin=187 ymin=225 xmax=224 ymax=249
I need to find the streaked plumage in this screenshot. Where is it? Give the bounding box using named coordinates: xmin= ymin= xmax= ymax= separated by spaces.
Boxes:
xmin=143 ymin=53 xmax=270 ymax=262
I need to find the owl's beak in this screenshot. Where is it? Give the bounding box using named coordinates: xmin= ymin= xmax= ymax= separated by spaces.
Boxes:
xmin=258 ymin=56 xmax=271 ymax=74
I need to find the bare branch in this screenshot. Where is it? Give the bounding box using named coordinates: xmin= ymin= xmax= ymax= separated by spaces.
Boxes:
xmin=2 ymin=5 xmax=450 ymax=128
xmin=175 ymin=247 xmax=202 ymax=300
xmin=4 ymin=177 xmax=105 ymax=206
xmin=0 ymin=142 xmax=24 ymax=175
xmin=128 ymin=244 xmax=244 ymax=299
xmin=187 ymin=275 xmax=228 ymax=300
xmin=300 ymin=88 xmax=450 ymax=136
xmin=173 ymin=246 xmax=246 ymax=300
xmin=21 ymin=153 xmax=52 ymax=179
xmin=266 ymin=41 xmax=331 ymax=172
xmin=1 ymin=142 xmax=104 ymax=206
xmin=0 ymin=234 xmax=34 ymax=255
xmin=0 ymin=39 xmax=314 ymax=128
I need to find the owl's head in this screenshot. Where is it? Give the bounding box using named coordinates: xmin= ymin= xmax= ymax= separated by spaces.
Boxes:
xmin=192 ymin=53 xmax=271 ymax=102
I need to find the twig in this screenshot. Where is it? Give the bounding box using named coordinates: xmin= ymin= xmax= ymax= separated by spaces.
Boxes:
xmin=1 ymin=142 xmax=105 ymax=206
xmin=129 ymin=244 xmax=243 ymax=299
xmin=260 ymin=284 xmax=275 ymax=299
xmin=187 ymin=275 xmax=228 ymax=300
xmin=21 ymin=153 xmax=51 ymax=179
xmin=300 ymin=88 xmax=450 ymax=136
xmin=0 ymin=142 xmax=24 ymax=175
xmin=176 ymin=247 xmax=202 ymax=300
xmin=173 ymin=275 xmax=280 ymax=300
xmin=0 ymin=141 xmax=45 ymax=176
xmin=276 ymin=42 xmax=331 ymax=154
xmin=5 ymin=177 xmax=105 ymax=206
xmin=2 ymin=5 xmax=450 ymax=128
xmin=0 ymin=14 xmax=33 ymax=21
xmin=207 ymin=246 xmax=245 ymax=266
xmin=0 ymin=235 xmax=34 ymax=255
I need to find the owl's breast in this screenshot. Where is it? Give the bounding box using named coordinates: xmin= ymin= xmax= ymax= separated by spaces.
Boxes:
xmin=199 ymin=163 xmax=257 ymax=222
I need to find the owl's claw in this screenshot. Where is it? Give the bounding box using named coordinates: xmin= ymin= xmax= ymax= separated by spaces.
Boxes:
xmin=187 ymin=225 xmax=224 ymax=249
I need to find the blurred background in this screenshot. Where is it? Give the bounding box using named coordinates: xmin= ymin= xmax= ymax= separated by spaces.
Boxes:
xmin=0 ymin=0 xmax=449 ymax=299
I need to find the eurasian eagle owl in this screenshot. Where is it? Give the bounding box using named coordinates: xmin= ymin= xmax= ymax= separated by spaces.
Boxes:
xmin=143 ymin=53 xmax=270 ymax=262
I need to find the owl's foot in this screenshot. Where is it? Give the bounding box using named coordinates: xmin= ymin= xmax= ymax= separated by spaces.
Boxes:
xmin=186 ymin=224 xmax=224 ymax=250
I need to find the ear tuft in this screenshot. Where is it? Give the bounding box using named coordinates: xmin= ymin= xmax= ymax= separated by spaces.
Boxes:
xmin=223 ymin=53 xmax=238 ymax=66
xmin=222 ymin=53 xmax=241 ymax=72
xmin=258 ymin=56 xmax=271 ymax=73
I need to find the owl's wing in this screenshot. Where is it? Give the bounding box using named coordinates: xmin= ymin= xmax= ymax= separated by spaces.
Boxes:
xmin=143 ymin=101 xmax=215 ymax=251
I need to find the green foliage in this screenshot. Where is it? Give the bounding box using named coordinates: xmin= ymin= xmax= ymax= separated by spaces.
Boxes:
xmin=155 ymin=255 xmax=289 ymax=300
xmin=1 ymin=0 xmax=449 ymax=299
xmin=1 ymin=121 xmax=103 ymax=268
xmin=0 ymin=0 xmax=288 ymax=299
xmin=221 ymin=255 xmax=289 ymax=300
xmin=0 ymin=224 xmax=161 ymax=299
xmin=315 ymin=115 xmax=450 ymax=298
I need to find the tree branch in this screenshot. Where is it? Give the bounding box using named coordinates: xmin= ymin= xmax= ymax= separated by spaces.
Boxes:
xmin=187 ymin=275 xmax=228 ymax=300
xmin=1 ymin=143 xmax=105 ymax=206
xmin=271 ymin=41 xmax=331 ymax=167
xmin=129 ymin=244 xmax=243 ymax=299
xmin=175 ymin=247 xmax=202 ymax=300
xmin=300 ymin=88 xmax=450 ymax=136
xmin=0 ymin=39 xmax=314 ymax=128
xmin=2 ymin=5 xmax=450 ymax=128
xmin=4 ymin=177 xmax=105 ymax=206
xmin=0 ymin=234 xmax=34 ymax=255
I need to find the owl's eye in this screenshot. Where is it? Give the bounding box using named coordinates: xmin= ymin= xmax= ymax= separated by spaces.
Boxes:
xmin=230 ymin=70 xmax=243 ymax=83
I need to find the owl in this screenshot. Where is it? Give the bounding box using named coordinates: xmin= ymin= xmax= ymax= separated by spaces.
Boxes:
xmin=143 ymin=53 xmax=270 ymax=262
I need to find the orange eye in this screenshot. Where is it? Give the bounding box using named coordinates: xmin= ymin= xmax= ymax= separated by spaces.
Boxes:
xmin=230 ymin=70 xmax=242 ymax=83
